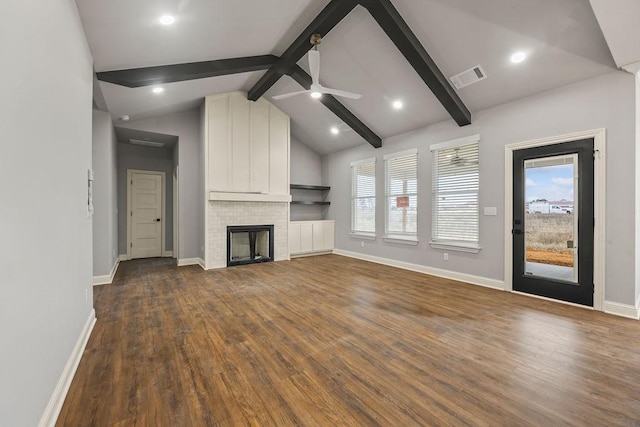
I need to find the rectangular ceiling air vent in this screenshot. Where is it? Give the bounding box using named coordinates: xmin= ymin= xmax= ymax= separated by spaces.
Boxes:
xmin=449 ymin=65 xmax=487 ymax=90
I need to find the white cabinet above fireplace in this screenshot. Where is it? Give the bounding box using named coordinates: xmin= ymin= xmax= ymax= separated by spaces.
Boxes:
xmin=205 ymin=91 xmax=290 ymax=199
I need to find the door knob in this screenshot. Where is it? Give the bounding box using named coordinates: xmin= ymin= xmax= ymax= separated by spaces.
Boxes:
xmin=156 ymin=218 xmax=161 ymax=222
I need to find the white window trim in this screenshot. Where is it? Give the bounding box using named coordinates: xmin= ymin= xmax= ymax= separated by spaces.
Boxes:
xmin=350 ymin=157 xmax=376 ymax=167
xmin=383 ymin=148 xmax=417 ymax=160
xmin=350 ymin=232 xmax=376 ymax=240
xmin=430 ymin=135 xmax=480 ymax=250
xmin=384 ymin=235 xmax=419 ymax=245
xmin=429 ymin=241 xmax=481 ymax=253
xmin=384 ymin=148 xmax=418 ymax=239
xmin=430 ymin=134 xmax=480 ymax=151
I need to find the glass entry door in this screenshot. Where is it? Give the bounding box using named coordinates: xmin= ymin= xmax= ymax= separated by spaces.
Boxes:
xmin=512 ymin=139 xmax=594 ymax=306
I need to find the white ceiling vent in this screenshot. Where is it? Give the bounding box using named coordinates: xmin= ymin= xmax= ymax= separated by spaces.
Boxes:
xmin=337 ymin=123 xmax=352 ymax=132
xmin=449 ymin=65 xmax=487 ymax=89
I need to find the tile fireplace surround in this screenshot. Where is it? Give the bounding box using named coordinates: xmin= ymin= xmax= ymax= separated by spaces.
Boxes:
xmin=207 ymin=201 xmax=288 ymax=269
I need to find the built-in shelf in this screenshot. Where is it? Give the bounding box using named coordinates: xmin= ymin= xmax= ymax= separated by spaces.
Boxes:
xmin=290 ymin=184 xmax=330 ymax=207
xmin=290 ymin=184 xmax=331 ymax=191
xmin=291 ymin=201 xmax=330 ymax=205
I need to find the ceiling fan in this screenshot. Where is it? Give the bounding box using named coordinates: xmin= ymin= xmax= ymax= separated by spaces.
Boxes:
xmin=449 ymin=148 xmax=478 ymax=166
xmin=273 ymin=34 xmax=362 ymax=101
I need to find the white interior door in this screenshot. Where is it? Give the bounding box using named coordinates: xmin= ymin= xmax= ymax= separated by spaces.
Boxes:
xmin=131 ymin=172 xmax=162 ymax=259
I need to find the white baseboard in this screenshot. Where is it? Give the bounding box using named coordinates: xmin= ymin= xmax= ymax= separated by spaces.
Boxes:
xmin=92 ymin=258 xmax=120 ymax=286
xmin=39 ymin=308 xmax=96 ymax=427
xmin=603 ymin=298 xmax=640 ymax=320
xmin=121 ymin=253 xmax=175 ymax=260
xmin=290 ymin=250 xmax=333 ymax=259
xmin=333 ymin=249 xmax=505 ymax=291
xmin=178 ymin=257 xmax=205 ymax=269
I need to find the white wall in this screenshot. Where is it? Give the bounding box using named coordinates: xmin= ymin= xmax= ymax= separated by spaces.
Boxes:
xmin=116 ymin=143 xmax=175 ymax=254
xmin=92 ymin=110 xmax=119 ymax=276
xmin=120 ymin=109 xmax=203 ymax=261
xmin=323 ymin=71 xmax=636 ymax=306
xmin=0 ymin=1 xmax=94 ymax=425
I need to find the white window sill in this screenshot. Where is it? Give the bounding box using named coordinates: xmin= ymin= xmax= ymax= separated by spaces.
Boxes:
xmin=350 ymin=232 xmax=376 ymax=240
xmin=383 ymin=235 xmax=418 ymax=245
xmin=429 ymin=241 xmax=481 ymax=253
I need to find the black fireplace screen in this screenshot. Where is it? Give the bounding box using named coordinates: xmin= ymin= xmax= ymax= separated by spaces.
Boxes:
xmin=227 ymin=225 xmax=274 ymax=267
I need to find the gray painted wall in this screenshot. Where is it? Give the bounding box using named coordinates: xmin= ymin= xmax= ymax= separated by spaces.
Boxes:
xmin=0 ymin=1 xmax=94 ymax=425
xmin=92 ymin=110 xmax=119 ymax=276
xmin=636 ymin=72 xmax=640 ymax=307
xmin=290 ymin=137 xmax=326 ymax=221
xmin=117 ymin=144 xmax=174 ymax=254
xmin=323 ymin=71 xmax=636 ymax=306
xmin=291 ymin=137 xmax=323 ymax=185
xmin=120 ymin=109 xmax=202 ymax=260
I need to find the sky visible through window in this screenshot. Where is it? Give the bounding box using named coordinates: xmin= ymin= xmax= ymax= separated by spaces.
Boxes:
xmin=526 ymin=164 xmax=573 ymax=202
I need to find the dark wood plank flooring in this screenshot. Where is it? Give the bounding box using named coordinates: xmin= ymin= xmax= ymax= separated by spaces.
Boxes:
xmin=57 ymin=255 xmax=640 ymax=426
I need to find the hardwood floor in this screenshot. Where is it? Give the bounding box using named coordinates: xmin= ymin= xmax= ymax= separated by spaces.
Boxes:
xmin=58 ymin=255 xmax=640 ymax=426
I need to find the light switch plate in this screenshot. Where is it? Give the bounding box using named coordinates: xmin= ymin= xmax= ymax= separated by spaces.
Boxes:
xmin=484 ymin=207 xmax=497 ymax=216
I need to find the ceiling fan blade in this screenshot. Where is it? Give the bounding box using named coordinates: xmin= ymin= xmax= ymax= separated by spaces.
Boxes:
xmin=308 ymin=50 xmax=320 ymax=85
xmin=321 ymin=87 xmax=362 ymax=99
xmin=272 ymin=90 xmax=310 ymax=100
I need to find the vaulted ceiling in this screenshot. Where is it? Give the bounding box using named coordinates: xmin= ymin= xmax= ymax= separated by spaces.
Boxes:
xmin=78 ymin=0 xmax=618 ymax=155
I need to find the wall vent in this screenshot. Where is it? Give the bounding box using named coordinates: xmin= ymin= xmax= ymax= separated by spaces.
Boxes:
xmin=449 ymin=65 xmax=487 ymax=89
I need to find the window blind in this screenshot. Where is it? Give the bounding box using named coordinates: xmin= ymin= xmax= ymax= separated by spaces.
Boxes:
xmin=351 ymin=159 xmax=376 ymax=234
xmin=431 ymin=140 xmax=479 ymax=246
xmin=385 ymin=150 xmax=417 ymax=236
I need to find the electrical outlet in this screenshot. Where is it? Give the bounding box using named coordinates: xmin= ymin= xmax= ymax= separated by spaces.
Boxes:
xmin=361 ymin=241 xmax=365 ymax=247
xmin=444 ymin=253 xmax=449 ymax=261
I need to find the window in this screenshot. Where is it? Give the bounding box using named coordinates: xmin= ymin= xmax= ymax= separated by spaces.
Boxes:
xmin=351 ymin=158 xmax=376 ymax=237
xmin=384 ymin=149 xmax=418 ymax=244
xmin=430 ymin=135 xmax=480 ymax=252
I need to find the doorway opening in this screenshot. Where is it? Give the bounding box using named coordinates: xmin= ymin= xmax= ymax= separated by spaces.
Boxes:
xmin=505 ymin=129 xmax=605 ymax=310
xmin=126 ymin=169 xmax=166 ymax=259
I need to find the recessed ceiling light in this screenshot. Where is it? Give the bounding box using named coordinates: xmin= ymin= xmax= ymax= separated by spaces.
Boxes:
xmin=510 ymin=51 xmax=527 ymax=63
xmin=152 ymin=87 xmax=164 ymax=94
xmin=159 ymin=15 xmax=175 ymax=25
xmin=310 ymin=91 xmax=322 ymax=99
xmin=119 ymin=115 xmax=130 ymax=121
xmin=392 ymin=100 xmax=403 ymax=110
xmin=330 ymin=127 xmax=339 ymax=135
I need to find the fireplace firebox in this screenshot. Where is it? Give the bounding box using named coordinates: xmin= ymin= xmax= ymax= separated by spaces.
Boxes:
xmin=226 ymin=225 xmax=274 ymax=267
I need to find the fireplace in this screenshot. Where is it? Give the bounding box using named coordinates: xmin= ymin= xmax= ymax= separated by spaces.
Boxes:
xmin=227 ymin=225 xmax=274 ymax=267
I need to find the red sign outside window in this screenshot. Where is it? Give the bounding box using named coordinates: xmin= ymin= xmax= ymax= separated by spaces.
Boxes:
xmin=396 ymin=196 xmax=409 ymax=208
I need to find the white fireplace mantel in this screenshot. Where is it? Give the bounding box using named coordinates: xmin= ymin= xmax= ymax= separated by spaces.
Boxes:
xmin=208 ymin=191 xmax=291 ymax=203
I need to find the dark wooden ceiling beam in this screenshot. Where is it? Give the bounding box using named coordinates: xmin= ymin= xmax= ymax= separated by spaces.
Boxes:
xmin=289 ymin=66 xmax=382 ymax=148
xmin=247 ymin=0 xmax=359 ymax=101
xmin=360 ymin=0 xmax=471 ymax=126
xmin=97 ymin=55 xmax=279 ymax=88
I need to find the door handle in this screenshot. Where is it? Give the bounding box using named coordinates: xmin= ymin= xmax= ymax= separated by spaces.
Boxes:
xmin=156 ymin=218 xmax=161 ymax=222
